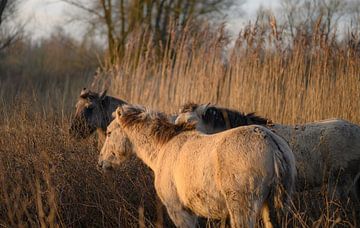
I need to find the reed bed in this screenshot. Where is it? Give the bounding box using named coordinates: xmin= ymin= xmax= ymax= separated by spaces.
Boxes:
xmin=0 ymin=18 xmax=359 ymax=227
xmin=96 ymin=21 xmax=360 ymax=125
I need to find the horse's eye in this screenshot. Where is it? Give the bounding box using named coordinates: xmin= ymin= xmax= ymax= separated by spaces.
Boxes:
xmin=106 ymin=131 xmax=111 ymax=137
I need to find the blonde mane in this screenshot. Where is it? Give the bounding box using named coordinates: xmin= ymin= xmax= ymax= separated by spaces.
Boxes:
xmin=119 ymin=105 xmax=196 ymax=144
xmin=179 ymin=102 xmax=199 ymax=113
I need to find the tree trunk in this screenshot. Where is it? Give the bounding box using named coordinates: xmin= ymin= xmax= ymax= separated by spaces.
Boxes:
xmin=0 ymin=0 xmax=8 ymax=26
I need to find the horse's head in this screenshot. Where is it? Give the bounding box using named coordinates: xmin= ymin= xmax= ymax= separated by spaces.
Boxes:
xmin=69 ymin=88 xmax=109 ymax=139
xmin=176 ymin=102 xmax=271 ymax=134
xmin=175 ymin=103 xmax=226 ymax=134
xmin=98 ymin=107 xmax=133 ymax=172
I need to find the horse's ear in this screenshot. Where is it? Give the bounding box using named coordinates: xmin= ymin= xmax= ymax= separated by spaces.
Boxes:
xmin=80 ymin=88 xmax=89 ymax=98
xmin=111 ymin=111 xmax=117 ymax=118
xmin=99 ymin=90 xmax=107 ymax=100
xmin=115 ymin=106 xmax=124 ymax=123
xmin=197 ymin=103 xmax=210 ymax=116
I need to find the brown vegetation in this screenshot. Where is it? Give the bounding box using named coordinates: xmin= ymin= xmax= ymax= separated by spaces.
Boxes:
xmin=0 ymin=16 xmax=359 ymax=227
xmin=98 ymin=20 xmax=360 ymax=125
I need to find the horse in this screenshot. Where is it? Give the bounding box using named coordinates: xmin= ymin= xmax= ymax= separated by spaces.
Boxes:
xmin=69 ymin=89 xmax=179 ymax=227
xmin=98 ymin=104 xmax=296 ymax=228
xmin=69 ymin=88 xmax=127 ymax=146
xmin=69 ymin=88 xmax=178 ymax=146
xmin=175 ymin=103 xmax=360 ymax=201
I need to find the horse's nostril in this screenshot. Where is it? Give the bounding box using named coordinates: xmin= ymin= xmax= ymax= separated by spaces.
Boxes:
xmin=106 ymin=165 xmax=114 ymax=171
xmin=97 ymin=160 xmax=103 ymax=168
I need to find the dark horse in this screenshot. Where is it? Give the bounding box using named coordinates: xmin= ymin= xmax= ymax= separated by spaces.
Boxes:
xmin=69 ymin=88 xmax=127 ymax=145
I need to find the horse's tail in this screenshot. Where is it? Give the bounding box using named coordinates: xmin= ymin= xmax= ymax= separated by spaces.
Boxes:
xmin=268 ymin=133 xmax=296 ymax=224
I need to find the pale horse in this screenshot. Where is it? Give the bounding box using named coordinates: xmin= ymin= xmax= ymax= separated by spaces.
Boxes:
xmin=98 ymin=104 xmax=296 ymax=228
xmin=69 ymin=89 xmax=183 ymax=227
xmin=175 ymin=103 xmax=360 ymax=201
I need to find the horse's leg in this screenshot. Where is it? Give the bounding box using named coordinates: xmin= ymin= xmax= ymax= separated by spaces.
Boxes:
xmin=221 ymin=192 xmax=248 ymax=228
xmin=261 ymin=202 xmax=273 ymax=228
xmin=266 ymin=195 xmax=283 ymax=228
xmin=164 ymin=203 xmax=197 ymax=228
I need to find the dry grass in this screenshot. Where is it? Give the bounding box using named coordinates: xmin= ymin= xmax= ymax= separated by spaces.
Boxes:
xmin=96 ymin=21 xmax=360 ymax=125
xmin=0 ymin=18 xmax=359 ymax=227
xmin=0 ymin=85 xmax=171 ymax=227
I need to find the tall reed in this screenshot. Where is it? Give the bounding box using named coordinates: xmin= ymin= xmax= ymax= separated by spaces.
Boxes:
xmin=0 ymin=17 xmax=359 ymax=227
xmin=96 ymin=20 xmax=359 ymax=125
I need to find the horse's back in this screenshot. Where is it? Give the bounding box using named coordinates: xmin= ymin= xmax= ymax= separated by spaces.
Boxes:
xmin=155 ymin=125 xmax=296 ymax=221
xmin=161 ymin=125 xmax=289 ymax=218
xmin=297 ymin=119 xmax=360 ymax=168
xmin=214 ymin=125 xmax=295 ymax=216
xmin=272 ymin=118 xmax=360 ymax=160
xmin=272 ymin=118 xmax=360 ymax=190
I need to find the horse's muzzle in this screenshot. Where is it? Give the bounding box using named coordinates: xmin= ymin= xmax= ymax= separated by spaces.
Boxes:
xmin=97 ymin=159 xmax=114 ymax=173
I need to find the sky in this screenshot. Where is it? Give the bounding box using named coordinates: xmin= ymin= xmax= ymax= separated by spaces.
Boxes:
xmin=228 ymin=0 xmax=281 ymax=36
xmin=19 ymin=0 xmax=281 ymax=41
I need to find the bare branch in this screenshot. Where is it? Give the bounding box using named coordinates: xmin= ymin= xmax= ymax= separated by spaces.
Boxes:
xmin=61 ymin=0 xmax=103 ymax=18
xmin=0 ymin=0 xmax=8 ymax=25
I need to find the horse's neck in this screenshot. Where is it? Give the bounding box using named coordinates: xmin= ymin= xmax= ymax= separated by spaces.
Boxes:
xmin=96 ymin=96 xmax=127 ymax=148
xmin=125 ymin=128 xmax=159 ymax=171
xmin=104 ymin=96 xmax=127 ymax=125
xmin=97 ymin=128 xmax=106 ymax=149
xmin=231 ymin=112 xmax=266 ymax=127
xmin=223 ymin=110 xmax=249 ymax=128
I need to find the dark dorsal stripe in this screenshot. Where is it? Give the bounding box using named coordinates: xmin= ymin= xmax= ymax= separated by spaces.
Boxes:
xmin=226 ymin=109 xmax=269 ymax=127
xmin=179 ymin=102 xmax=271 ymax=129
xmin=203 ymin=106 xmax=270 ymax=129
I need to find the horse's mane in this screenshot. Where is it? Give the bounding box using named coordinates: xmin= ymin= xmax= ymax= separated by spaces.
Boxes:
xmin=80 ymin=89 xmax=99 ymax=99
xmin=119 ymin=105 xmax=196 ymax=144
xmin=179 ymin=102 xmax=199 ymax=113
xmin=79 ymin=89 xmax=127 ymax=108
xmin=180 ymin=102 xmax=271 ymax=128
xmin=220 ymin=108 xmax=271 ymax=127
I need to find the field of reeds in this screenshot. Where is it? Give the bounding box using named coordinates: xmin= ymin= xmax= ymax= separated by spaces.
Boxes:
xmin=0 ymin=19 xmax=359 ymax=227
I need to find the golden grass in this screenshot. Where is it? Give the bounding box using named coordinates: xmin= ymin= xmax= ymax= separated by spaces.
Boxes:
xmin=0 ymin=19 xmax=359 ymax=227
xmin=0 ymin=94 xmax=169 ymax=227
xmin=97 ymin=22 xmax=359 ymax=125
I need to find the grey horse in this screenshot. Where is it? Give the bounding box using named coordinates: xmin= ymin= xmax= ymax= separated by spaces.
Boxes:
xmin=175 ymin=103 xmax=360 ymax=202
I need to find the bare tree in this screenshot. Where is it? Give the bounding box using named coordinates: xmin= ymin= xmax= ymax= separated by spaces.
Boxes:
xmin=0 ymin=0 xmax=8 ymax=25
xmin=279 ymin=0 xmax=349 ymax=39
xmin=61 ymin=0 xmax=240 ymax=62
xmin=348 ymin=0 xmax=360 ymax=30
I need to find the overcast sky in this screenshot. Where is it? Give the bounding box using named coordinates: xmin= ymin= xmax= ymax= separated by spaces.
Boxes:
xmin=20 ymin=0 xmax=281 ymax=40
